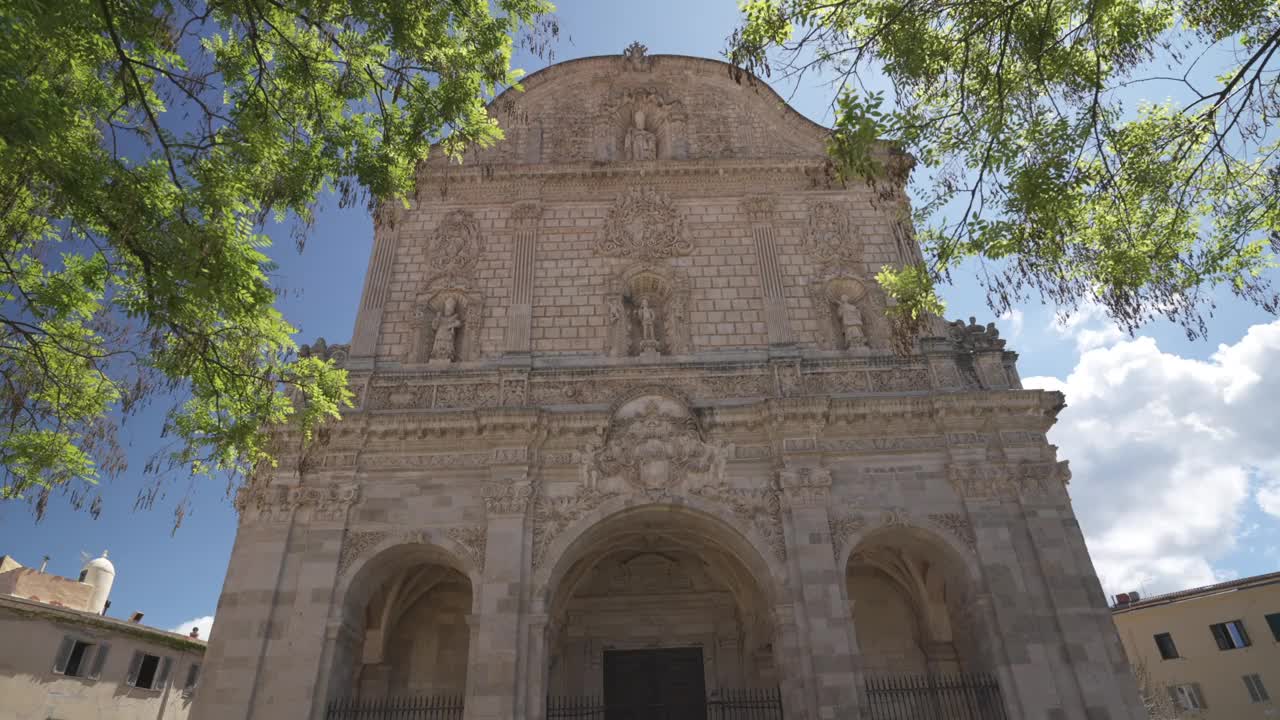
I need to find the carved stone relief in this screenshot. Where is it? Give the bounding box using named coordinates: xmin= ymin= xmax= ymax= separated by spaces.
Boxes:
xmin=531 ymin=486 xmax=620 ymax=569
xmin=947 ymin=460 xmax=1070 ymax=499
xmin=596 ymin=188 xmax=690 ymax=261
xmin=806 ymin=202 xmax=862 ymax=273
xmin=427 ymin=210 xmax=482 ymax=280
xmin=234 ymin=482 xmax=360 ymax=523
xmin=778 ymin=465 xmax=833 ymax=507
xmin=482 ymin=478 xmax=536 ymax=516
xmin=590 ymin=393 xmax=718 ymax=496
xmin=809 ymin=277 xmax=890 ymax=352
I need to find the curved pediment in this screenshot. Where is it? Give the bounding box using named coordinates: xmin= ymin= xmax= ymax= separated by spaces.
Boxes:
xmin=451 ymin=49 xmax=832 ymax=166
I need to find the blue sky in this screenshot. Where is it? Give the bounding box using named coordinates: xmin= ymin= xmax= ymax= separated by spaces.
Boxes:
xmin=1 ymin=0 xmax=1277 ymax=636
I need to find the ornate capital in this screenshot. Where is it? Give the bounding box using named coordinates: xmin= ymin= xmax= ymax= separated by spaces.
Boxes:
xmin=482 ymin=478 xmax=536 ymax=516
xmin=778 ymin=464 xmax=832 ymax=507
xmin=742 ymin=195 xmax=777 ymax=224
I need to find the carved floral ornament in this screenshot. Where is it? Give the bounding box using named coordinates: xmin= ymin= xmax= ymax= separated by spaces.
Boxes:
xmin=778 ymin=464 xmax=833 ymax=506
xmin=948 ymin=460 xmax=1070 ymax=499
xmin=596 ymin=188 xmax=691 ymax=261
xmin=335 ymin=526 xmax=488 ymax=577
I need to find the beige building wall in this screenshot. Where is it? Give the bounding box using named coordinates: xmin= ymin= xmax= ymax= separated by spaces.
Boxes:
xmin=1114 ymin=573 xmax=1280 ymax=719
xmin=0 ymin=595 xmax=205 ymax=720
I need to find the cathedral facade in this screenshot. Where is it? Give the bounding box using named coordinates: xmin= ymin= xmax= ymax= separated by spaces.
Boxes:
xmin=192 ymin=46 xmax=1145 ymax=720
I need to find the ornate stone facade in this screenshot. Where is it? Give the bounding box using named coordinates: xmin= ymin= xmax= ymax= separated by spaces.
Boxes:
xmin=194 ymin=48 xmax=1144 ymax=720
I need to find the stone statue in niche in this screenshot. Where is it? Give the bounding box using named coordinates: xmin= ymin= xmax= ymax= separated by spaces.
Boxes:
xmin=637 ymin=297 xmax=661 ymax=356
xmin=837 ymin=295 xmax=865 ymax=348
xmin=430 ymin=297 xmax=462 ymax=362
xmin=625 ymin=109 xmax=658 ymax=161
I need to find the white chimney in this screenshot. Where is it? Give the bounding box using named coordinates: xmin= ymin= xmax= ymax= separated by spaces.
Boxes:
xmin=81 ymin=551 xmax=116 ymax=615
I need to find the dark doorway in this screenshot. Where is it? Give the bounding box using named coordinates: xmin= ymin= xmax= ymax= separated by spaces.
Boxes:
xmin=604 ymin=647 xmax=706 ymax=720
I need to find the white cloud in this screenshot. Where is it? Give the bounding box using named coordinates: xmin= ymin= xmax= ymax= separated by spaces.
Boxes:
xmin=171 ymin=615 xmax=214 ymax=640
xmin=997 ymin=309 xmax=1024 ymax=340
xmin=1024 ymin=319 xmax=1280 ymax=598
xmin=1050 ymin=302 xmax=1125 ymax=351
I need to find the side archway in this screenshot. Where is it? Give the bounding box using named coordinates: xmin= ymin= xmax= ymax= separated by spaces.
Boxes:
xmin=840 ymin=524 xmax=994 ymax=676
xmin=327 ymin=539 xmax=479 ymax=702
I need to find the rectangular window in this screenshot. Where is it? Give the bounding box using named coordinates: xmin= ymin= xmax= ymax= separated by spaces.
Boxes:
xmin=127 ymin=652 xmax=171 ymax=690
xmin=1266 ymin=612 xmax=1280 ymax=642
xmin=1244 ymin=674 xmax=1271 ymax=703
xmin=52 ymin=637 xmax=95 ymax=678
xmin=1172 ymin=684 xmax=1206 ymax=711
xmin=1154 ymin=632 xmax=1179 ymax=660
xmin=1210 ymin=620 xmax=1251 ymax=650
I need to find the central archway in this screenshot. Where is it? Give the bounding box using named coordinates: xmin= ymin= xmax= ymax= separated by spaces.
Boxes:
xmin=537 ymin=502 xmax=785 ymax=715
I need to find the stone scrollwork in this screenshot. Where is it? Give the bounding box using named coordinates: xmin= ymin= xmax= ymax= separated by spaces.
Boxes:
xmin=928 ymin=513 xmax=978 ymax=554
xmin=828 ymin=512 xmax=867 ymax=561
xmin=691 ymin=483 xmax=786 ymax=562
xmin=597 ymin=188 xmax=690 ymax=261
xmin=337 ymin=530 xmax=389 ymax=576
xmin=592 ymin=393 xmax=717 ymax=496
xmin=778 ymin=465 xmax=833 ymax=507
xmin=446 ymin=525 xmax=488 ymax=573
xmin=531 ymin=486 xmax=620 ymax=569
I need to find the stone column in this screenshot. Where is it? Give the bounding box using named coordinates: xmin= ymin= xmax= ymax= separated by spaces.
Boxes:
xmin=778 ymin=464 xmax=861 ymax=719
xmin=771 ymin=604 xmax=813 ymax=720
xmin=743 ymin=196 xmax=794 ymax=347
xmin=350 ymin=209 xmax=402 ymax=358
xmin=521 ymin=614 xmax=551 ymax=720
xmin=504 ymin=203 xmax=541 ymax=354
xmin=464 ymin=471 xmax=535 ymax=720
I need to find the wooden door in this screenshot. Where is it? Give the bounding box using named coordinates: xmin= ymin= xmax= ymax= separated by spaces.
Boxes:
xmin=604 ymin=647 xmax=706 ymax=720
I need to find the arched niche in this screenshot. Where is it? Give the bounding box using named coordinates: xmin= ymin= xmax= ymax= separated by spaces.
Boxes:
xmin=843 ymin=526 xmax=993 ymax=677
xmin=410 ymin=285 xmax=484 ymax=364
xmin=329 ymin=542 xmax=477 ymax=701
xmin=809 ymin=275 xmax=893 ymax=353
xmin=605 ymin=263 xmax=692 ymax=357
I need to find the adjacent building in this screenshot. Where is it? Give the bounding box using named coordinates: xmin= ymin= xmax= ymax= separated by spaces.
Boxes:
xmin=0 ymin=552 xmax=205 ymax=720
xmin=193 ymin=46 xmax=1146 ymax=720
xmin=1113 ymin=571 xmax=1280 ymax=719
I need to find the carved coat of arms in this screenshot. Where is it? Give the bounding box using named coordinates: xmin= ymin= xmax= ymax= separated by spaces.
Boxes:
xmin=596 ymin=188 xmax=691 ymax=261
xmin=593 ymin=395 xmax=715 ymax=494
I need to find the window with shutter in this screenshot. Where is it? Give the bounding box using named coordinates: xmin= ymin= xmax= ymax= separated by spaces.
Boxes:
xmin=125 ymin=651 xmax=144 ymax=687
xmin=130 ymin=653 xmax=163 ymax=690
xmin=155 ymin=656 xmax=172 ymax=689
xmin=1244 ymin=674 xmax=1271 ymax=703
xmin=88 ymin=643 xmax=111 ymax=679
xmin=51 ymin=636 xmax=75 ymax=675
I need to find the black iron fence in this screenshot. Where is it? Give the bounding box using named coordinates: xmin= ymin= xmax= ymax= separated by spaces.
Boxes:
xmin=546 ymin=687 xmax=783 ymax=720
xmin=325 ymin=695 xmax=463 ymax=720
xmin=863 ymin=673 xmax=1008 ymax=720
xmin=708 ymin=687 xmax=784 ymax=719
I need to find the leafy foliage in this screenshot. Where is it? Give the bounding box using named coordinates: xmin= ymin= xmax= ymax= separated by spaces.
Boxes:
xmin=729 ymin=0 xmax=1280 ymax=337
xmin=0 ymin=0 xmax=552 ymax=514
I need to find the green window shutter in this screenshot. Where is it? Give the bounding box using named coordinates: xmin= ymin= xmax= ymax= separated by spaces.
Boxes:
xmin=155 ymin=656 xmax=173 ymax=688
xmin=125 ymin=651 xmax=144 ymax=687
xmin=88 ymin=643 xmax=111 ymax=679
xmin=51 ymin=636 xmax=75 ymax=674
